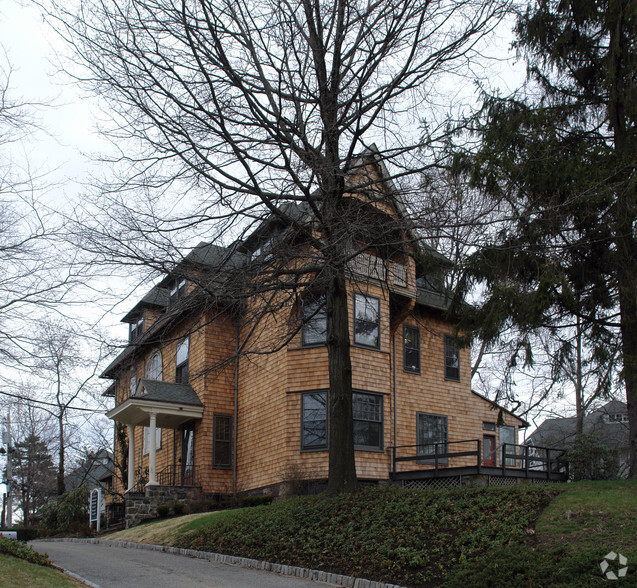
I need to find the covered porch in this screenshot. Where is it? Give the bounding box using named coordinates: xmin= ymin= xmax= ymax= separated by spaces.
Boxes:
xmin=107 ymin=379 xmax=204 ymax=491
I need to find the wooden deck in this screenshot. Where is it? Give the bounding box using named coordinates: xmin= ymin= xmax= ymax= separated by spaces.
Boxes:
xmin=390 ymin=440 xmax=569 ymax=483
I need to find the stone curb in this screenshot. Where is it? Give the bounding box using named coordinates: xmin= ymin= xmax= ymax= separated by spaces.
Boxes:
xmin=36 ymin=537 xmax=405 ymax=588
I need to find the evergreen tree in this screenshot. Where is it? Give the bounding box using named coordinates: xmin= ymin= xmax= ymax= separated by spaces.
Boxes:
xmin=12 ymin=434 xmax=56 ymax=525
xmin=451 ymin=0 xmax=636 ymax=474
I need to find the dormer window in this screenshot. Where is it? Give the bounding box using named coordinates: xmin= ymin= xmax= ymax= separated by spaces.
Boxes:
xmin=129 ymin=316 xmax=144 ymax=343
xmin=169 ymin=278 xmax=187 ymax=305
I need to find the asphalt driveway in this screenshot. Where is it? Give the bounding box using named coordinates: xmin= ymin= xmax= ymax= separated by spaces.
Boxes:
xmin=30 ymin=540 xmax=339 ymax=588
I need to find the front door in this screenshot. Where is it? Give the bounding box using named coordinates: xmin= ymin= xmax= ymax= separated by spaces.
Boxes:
xmin=181 ymin=423 xmax=195 ymax=486
xmin=483 ymin=435 xmax=496 ymax=467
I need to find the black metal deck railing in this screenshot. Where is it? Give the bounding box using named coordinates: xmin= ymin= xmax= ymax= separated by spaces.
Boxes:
xmin=391 ymin=440 xmax=568 ymax=480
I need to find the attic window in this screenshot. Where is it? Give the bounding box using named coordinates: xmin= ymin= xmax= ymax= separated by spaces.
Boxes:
xmin=129 ymin=316 xmax=144 ymax=343
xmin=605 ymin=413 xmax=628 ymax=423
xmin=169 ymin=278 xmax=187 ymax=305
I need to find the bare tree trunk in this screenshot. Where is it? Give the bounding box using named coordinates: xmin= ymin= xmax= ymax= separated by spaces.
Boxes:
xmin=57 ymin=412 xmax=66 ymax=495
xmin=575 ymin=316 xmax=584 ymax=437
xmin=326 ymin=264 xmax=357 ymax=494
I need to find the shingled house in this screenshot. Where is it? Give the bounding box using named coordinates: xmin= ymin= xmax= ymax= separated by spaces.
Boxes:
xmin=102 ymin=152 xmax=552 ymax=524
xmin=526 ymin=400 xmax=629 ymax=478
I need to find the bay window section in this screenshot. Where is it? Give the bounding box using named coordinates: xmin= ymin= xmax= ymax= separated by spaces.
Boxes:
xmin=301 ymin=392 xmax=327 ymax=450
xmin=301 ymin=390 xmax=383 ymax=451
xmin=354 ymin=294 xmax=380 ymax=348
xmin=301 ymin=293 xmax=327 ymax=346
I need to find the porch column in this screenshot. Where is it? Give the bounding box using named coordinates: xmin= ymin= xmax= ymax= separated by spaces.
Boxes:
xmin=127 ymin=424 xmax=135 ymax=492
xmin=147 ymin=412 xmax=158 ymax=486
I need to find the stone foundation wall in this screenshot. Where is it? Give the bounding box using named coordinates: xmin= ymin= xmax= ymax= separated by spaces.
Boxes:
xmin=125 ymin=485 xmax=203 ymax=528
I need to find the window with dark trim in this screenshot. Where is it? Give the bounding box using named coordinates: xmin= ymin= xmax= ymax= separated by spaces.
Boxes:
xmin=417 ymin=413 xmax=448 ymax=464
xmin=301 ymin=293 xmax=327 ymax=346
xmin=213 ymin=414 xmax=232 ymax=468
xmin=301 ymin=391 xmax=383 ymax=451
xmin=354 ymin=294 xmax=380 ymax=348
xmin=483 ymin=421 xmax=496 ymax=431
xmin=444 ymin=335 xmax=460 ymax=381
xmin=129 ymin=316 xmax=144 ymax=343
xmin=353 ymin=392 xmax=383 ymax=450
xmin=301 ymin=392 xmax=328 ymax=450
xmin=403 ymin=325 xmax=420 ymax=373
xmin=169 ymin=278 xmax=187 ymax=305
xmin=175 ymin=338 xmax=190 ymax=383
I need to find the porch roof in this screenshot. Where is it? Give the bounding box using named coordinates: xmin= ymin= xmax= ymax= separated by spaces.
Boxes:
xmin=106 ymin=379 xmax=204 ymax=428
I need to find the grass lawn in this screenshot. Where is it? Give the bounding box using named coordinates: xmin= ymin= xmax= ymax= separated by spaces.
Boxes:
xmin=0 ymin=553 xmax=84 ymax=588
xmin=107 ymin=480 xmax=637 ymax=587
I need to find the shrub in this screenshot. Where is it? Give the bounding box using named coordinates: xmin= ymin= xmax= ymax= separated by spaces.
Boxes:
xmin=172 ymin=502 xmax=185 ymax=515
xmin=156 ymin=505 xmax=170 ymax=518
xmin=0 ymin=536 xmax=51 ymax=566
xmin=565 ymin=434 xmax=620 ymax=481
xmin=40 ymin=487 xmax=90 ymax=535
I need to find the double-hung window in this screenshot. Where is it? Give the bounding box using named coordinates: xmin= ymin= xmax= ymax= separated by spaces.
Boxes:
xmin=417 ymin=413 xmax=448 ymax=464
xmin=175 ymin=338 xmax=190 ymax=383
xmin=129 ymin=316 xmax=144 ymax=343
xmin=354 ymin=294 xmax=380 ymax=348
xmin=213 ymin=414 xmax=232 ymax=468
xmin=301 ymin=293 xmax=327 ymax=346
xmin=169 ymin=278 xmax=187 ymax=305
xmin=444 ymin=335 xmax=460 ymax=381
xmin=403 ymin=325 xmax=420 ymax=373
xmin=353 ymin=392 xmax=383 ymax=450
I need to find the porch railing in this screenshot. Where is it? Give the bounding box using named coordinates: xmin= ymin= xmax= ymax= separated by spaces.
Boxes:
xmin=392 ymin=439 xmax=482 ymax=475
xmin=391 ymin=439 xmax=568 ymax=479
xmin=156 ymin=465 xmax=199 ymax=487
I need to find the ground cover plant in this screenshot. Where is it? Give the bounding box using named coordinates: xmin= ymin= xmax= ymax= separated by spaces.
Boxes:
xmin=171 ymin=484 xmax=561 ymax=586
xmin=446 ymin=479 xmax=637 ymax=587
xmin=0 ymin=536 xmax=51 ymax=566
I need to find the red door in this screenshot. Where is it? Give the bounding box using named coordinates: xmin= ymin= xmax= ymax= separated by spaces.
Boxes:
xmin=483 ymin=435 xmax=496 ymax=467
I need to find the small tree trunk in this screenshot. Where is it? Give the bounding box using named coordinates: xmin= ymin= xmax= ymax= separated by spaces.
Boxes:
xmin=326 ymin=264 xmax=357 ymax=494
xmin=575 ymin=316 xmax=584 ymax=437
xmin=57 ymin=413 xmax=66 ymax=495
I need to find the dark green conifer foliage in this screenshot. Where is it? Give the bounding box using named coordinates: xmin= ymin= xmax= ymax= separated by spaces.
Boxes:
xmin=451 ymin=0 xmax=636 ymax=474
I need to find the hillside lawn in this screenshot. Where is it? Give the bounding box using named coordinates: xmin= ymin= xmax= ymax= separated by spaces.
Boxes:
xmin=0 ymin=553 xmax=85 ymax=587
xmin=107 ymin=480 xmax=637 ymax=587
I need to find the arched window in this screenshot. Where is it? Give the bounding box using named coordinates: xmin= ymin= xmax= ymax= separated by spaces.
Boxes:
xmin=146 ymin=351 xmax=163 ymax=381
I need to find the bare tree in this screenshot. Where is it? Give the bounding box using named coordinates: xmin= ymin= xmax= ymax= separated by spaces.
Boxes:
xmin=28 ymin=321 xmax=110 ymax=495
xmin=48 ymin=0 xmax=509 ymax=492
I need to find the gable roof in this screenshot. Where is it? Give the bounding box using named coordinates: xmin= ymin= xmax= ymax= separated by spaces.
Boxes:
xmin=526 ymin=401 xmax=628 ymax=450
xmin=135 ymin=379 xmax=204 ymax=406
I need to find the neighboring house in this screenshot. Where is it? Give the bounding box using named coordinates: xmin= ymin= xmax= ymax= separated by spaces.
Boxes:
xmin=65 ymin=449 xmax=114 ymax=497
xmin=525 ymin=400 xmax=630 ymax=477
xmin=102 ymin=150 xmax=543 ymax=508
